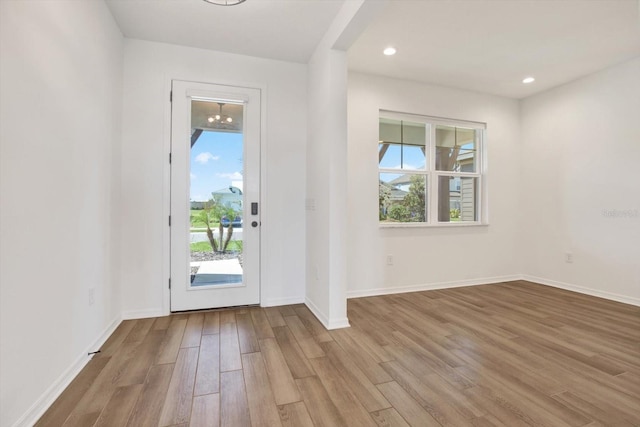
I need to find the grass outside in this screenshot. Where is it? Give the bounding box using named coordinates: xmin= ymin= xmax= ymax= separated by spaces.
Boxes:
xmin=190 ymin=240 xmax=243 ymax=252
xmin=190 ymin=209 xmax=220 ymax=229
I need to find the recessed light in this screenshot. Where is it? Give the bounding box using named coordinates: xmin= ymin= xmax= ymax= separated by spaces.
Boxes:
xmin=383 ymin=47 xmax=397 ymax=56
xmin=522 ymin=77 xmax=535 ymax=84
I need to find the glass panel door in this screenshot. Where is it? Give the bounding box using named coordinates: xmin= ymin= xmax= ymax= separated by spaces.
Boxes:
xmin=170 ymin=80 xmax=261 ymax=311
xmin=189 ymin=100 xmax=245 ymax=288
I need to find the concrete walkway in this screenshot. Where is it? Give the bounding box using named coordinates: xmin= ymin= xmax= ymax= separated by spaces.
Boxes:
xmin=192 ymin=258 xmax=242 ymax=275
xmin=190 ymin=258 xmax=243 ymax=286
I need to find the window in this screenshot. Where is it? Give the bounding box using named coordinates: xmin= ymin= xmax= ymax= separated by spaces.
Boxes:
xmin=378 ymin=111 xmax=485 ymax=226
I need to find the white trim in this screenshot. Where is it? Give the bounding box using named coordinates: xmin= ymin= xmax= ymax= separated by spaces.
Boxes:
xmin=326 ymin=317 xmax=351 ymax=330
xmin=164 ymin=77 xmax=268 ymax=314
xmin=433 ymin=171 xmax=481 ymax=178
xmin=169 ymin=80 xmax=261 ymax=311
xmin=12 ymin=316 xmax=121 ymax=427
xmin=122 ymin=309 xmax=166 ymax=320
xmin=262 ymin=296 xmax=305 ymax=307
xmin=304 ymin=297 xmax=328 ymax=326
xmin=378 ymin=112 xmax=486 ymax=227
xmin=347 ymin=274 xmax=640 ymax=307
xmin=188 ymin=91 xmax=249 ymax=103
xmin=347 ymin=275 xmax=522 ymax=299
xmin=379 ymin=168 xmax=428 ymax=174
xmin=380 ymin=222 xmax=488 ymax=229
xmin=304 ymin=297 xmax=351 ymax=330
xmin=480 ymin=126 xmax=489 ymax=224
xmin=522 ymin=275 xmax=640 ymax=307
xmin=162 ymin=75 xmax=172 ymax=316
xmin=258 ymin=85 xmax=269 ymax=311
xmin=429 ymin=122 xmax=436 ymax=222
xmin=380 ymin=109 xmax=487 ymax=129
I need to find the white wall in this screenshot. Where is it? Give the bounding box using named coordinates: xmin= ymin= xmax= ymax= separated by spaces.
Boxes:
xmin=347 ymin=73 xmax=522 ymax=297
xmin=305 ymin=0 xmax=384 ymax=329
xmin=0 ymin=1 xmax=123 ymax=426
xmin=306 ymin=46 xmax=350 ymax=329
xmin=521 ymin=57 xmax=640 ymax=305
xmin=120 ymin=40 xmax=307 ymax=315
xmin=305 ymin=47 xmax=333 ymax=325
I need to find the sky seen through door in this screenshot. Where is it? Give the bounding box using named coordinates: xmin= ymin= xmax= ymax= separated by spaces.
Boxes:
xmin=190 ymin=131 xmax=243 ymax=202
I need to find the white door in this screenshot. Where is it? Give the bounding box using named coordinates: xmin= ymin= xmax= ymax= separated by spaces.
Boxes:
xmin=170 ymin=80 xmax=261 ymax=311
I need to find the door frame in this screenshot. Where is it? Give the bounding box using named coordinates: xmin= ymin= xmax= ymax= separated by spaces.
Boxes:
xmin=161 ymin=77 xmax=268 ymax=315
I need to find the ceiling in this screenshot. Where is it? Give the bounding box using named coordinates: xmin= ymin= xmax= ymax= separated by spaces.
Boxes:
xmin=105 ymin=0 xmax=640 ymax=99
xmin=105 ymin=0 xmax=345 ymax=63
xmin=348 ymin=0 xmax=640 ymax=98
xmin=192 ymin=101 xmax=244 ymax=133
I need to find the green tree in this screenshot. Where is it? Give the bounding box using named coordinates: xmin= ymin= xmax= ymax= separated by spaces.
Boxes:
xmin=190 ymin=198 xmax=240 ymax=253
xmin=388 ymin=204 xmax=411 ymax=221
xmin=217 ymin=205 xmax=239 ymax=253
xmin=404 ymin=175 xmax=426 ymax=222
xmin=192 ymin=201 xmax=219 ymax=252
xmin=379 ymin=182 xmax=391 ymax=219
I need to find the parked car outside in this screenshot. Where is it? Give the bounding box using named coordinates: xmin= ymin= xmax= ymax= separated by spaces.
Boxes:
xmin=220 ymin=215 xmax=242 ymax=228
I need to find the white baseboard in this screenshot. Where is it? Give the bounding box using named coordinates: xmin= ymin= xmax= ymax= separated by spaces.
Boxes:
xmin=13 ymin=315 xmax=122 ymax=427
xmin=347 ymin=274 xmax=640 ymax=308
xmin=326 ymin=317 xmax=351 ymax=330
xmin=262 ymin=296 xmax=305 ymax=307
xmin=522 ymin=275 xmax=640 ymax=307
xmin=122 ymin=308 xmax=165 ymax=320
xmin=304 ymin=297 xmax=350 ymax=330
xmin=347 ymin=275 xmax=522 ymax=299
xmin=304 ymin=297 xmax=329 ymax=327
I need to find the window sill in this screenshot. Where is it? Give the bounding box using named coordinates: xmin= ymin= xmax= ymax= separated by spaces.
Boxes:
xmin=379 ymin=222 xmax=489 ymax=228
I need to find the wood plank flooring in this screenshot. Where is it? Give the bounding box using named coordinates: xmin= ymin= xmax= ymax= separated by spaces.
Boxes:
xmin=37 ymin=281 xmax=640 ymax=426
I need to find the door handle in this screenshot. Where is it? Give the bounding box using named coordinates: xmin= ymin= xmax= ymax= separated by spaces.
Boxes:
xmin=251 ymin=221 xmax=258 ymax=228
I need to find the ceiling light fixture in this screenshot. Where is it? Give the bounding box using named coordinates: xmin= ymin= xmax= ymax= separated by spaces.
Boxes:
xmin=522 ymin=76 xmax=535 ymax=84
xmin=202 ymin=0 xmax=246 ymax=5
xmin=207 ymin=103 xmax=234 ymax=128
xmin=383 ymin=47 xmax=397 ymax=56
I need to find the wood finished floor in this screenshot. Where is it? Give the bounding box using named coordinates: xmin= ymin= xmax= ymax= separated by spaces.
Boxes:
xmin=37 ymin=281 xmax=640 ymax=427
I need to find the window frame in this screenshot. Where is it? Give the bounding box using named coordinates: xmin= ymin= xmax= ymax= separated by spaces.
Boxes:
xmin=379 ymin=110 xmax=487 ymax=228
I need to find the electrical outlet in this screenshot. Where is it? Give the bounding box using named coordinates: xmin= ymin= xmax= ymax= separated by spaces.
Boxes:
xmin=565 ymin=252 xmax=573 ymax=263
xmin=387 ymin=255 xmax=394 ymax=266
xmin=89 ymin=288 xmax=95 ymax=306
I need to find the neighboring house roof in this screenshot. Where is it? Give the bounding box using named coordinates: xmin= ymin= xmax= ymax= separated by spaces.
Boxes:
xmin=212 ymin=181 xmax=243 ymax=196
xmin=380 ymin=181 xmax=407 ymax=201
xmin=212 ymin=187 xmax=236 ymax=195
xmin=390 ymin=188 xmax=407 ymax=201
xmin=389 ymin=174 xmax=412 ymax=186
xmin=211 ymin=187 xmax=242 ymax=209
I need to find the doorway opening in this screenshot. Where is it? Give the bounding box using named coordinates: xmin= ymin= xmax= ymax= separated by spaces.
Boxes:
xmin=170 ymin=80 xmax=261 ymax=311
